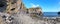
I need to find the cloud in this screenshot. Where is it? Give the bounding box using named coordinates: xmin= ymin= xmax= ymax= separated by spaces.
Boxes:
xmin=30 ymin=3 xmax=39 ymax=7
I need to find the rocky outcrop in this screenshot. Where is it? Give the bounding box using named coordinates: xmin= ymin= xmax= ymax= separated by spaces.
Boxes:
xmin=0 ymin=0 xmax=25 ymax=15
xmin=0 ymin=0 xmax=46 ymax=24
xmin=58 ymin=12 xmax=60 ymax=15
xmin=28 ymin=7 xmax=42 ymax=16
xmin=6 ymin=0 xmax=21 ymax=14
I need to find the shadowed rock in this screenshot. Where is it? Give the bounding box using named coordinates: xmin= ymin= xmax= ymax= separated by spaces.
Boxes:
xmin=58 ymin=12 xmax=60 ymax=16
xmin=0 ymin=0 xmax=7 ymax=12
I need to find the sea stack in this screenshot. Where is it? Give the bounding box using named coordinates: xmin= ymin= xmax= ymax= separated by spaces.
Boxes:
xmin=28 ymin=7 xmax=42 ymax=16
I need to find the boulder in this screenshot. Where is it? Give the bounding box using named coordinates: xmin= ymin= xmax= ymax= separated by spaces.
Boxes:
xmin=58 ymin=12 xmax=60 ymax=14
xmin=58 ymin=12 xmax=60 ymax=16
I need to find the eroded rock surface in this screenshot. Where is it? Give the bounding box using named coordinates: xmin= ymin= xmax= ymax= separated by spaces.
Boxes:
xmin=0 ymin=11 xmax=48 ymax=24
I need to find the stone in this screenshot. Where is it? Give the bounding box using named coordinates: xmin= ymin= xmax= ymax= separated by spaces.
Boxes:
xmin=0 ymin=16 xmax=4 ymax=24
xmin=28 ymin=7 xmax=42 ymax=16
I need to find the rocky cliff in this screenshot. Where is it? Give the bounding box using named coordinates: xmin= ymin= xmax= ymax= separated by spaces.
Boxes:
xmin=0 ymin=0 xmax=45 ymax=24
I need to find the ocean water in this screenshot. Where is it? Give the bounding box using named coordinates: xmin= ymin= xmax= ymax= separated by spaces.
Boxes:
xmin=43 ymin=12 xmax=58 ymax=17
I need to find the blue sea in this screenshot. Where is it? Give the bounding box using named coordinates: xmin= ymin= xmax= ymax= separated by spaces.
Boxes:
xmin=43 ymin=12 xmax=58 ymax=17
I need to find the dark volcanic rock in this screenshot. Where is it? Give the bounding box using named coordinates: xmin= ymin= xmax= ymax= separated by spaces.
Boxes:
xmin=58 ymin=12 xmax=60 ymax=15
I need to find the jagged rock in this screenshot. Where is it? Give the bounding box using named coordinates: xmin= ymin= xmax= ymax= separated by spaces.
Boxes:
xmin=28 ymin=7 xmax=42 ymax=16
xmin=6 ymin=0 xmax=26 ymax=14
xmin=0 ymin=0 xmax=50 ymax=24
xmin=0 ymin=0 xmax=26 ymax=15
xmin=0 ymin=12 xmax=16 ymax=24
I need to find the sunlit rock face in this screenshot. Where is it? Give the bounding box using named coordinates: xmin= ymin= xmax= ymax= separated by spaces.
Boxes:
xmin=0 ymin=0 xmax=26 ymax=14
xmin=28 ymin=7 xmax=42 ymax=16
xmin=6 ymin=0 xmax=21 ymax=14
xmin=0 ymin=0 xmax=49 ymax=24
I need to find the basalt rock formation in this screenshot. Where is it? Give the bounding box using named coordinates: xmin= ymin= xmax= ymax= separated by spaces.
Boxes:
xmin=6 ymin=0 xmax=26 ymax=14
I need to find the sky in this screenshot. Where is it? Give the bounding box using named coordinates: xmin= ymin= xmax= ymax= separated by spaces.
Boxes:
xmin=22 ymin=0 xmax=60 ymax=12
